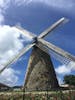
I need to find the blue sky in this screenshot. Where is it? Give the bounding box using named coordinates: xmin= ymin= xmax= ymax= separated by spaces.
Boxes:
xmin=0 ymin=0 xmax=75 ymax=86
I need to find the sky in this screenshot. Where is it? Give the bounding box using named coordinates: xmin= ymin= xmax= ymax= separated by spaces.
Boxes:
xmin=0 ymin=0 xmax=75 ymax=86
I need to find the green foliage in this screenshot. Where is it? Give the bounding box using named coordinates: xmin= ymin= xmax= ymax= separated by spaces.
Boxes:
xmin=64 ymin=75 xmax=75 ymax=86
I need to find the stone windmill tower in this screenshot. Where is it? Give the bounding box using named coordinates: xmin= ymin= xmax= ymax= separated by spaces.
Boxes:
xmin=25 ymin=46 xmax=59 ymax=91
xmin=0 ymin=17 xmax=75 ymax=91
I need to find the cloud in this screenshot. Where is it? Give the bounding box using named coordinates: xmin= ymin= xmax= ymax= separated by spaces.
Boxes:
xmin=0 ymin=25 xmax=33 ymax=64
xmin=14 ymin=0 xmax=29 ymax=6
xmin=0 ymin=67 xmax=20 ymax=86
xmin=55 ymin=62 xmax=75 ymax=84
xmin=0 ymin=0 xmax=75 ymax=26
xmin=35 ymin=0 xmax=74 ymax=9
xmin=57 ymin=76 xmax=63 ymax=84
xmin=0 ymin=14 xmax=4 ymax=24
xmin=0 ymin=25 xmax=24 ymax=64
xmin=0 ymin=0 xmax=10 ymax=8
xmin=14 ymin=0 xmax=75 ymax=12
xmin=68 ymin=61 xmax=75 ymax=70
xmin=55 ymin=61 xmax=75 ymax=75
xmin=0 ymin=25 xmax=33 ymax=86
xmin=0 ymin=25 xmax=23 ymax=86
xmin=55 ymin=65 xmax=71 ymax=75
xmin=0 ymin=5 xmax=4 ymax=24
xmin=0 ymin=0 xmax=75 ymax=12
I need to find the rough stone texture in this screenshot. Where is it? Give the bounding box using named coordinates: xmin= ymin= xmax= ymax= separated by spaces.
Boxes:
xmin=24 ymin=46 xmax=59 ymax=91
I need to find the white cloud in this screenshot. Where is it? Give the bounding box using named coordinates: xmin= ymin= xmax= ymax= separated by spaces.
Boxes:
xmin=0 ymin=25 xmax=32 ymax=64
xmin=0 ymin=64 xmax=4 ymax=70
xmin=0 ymin=25 xmax=24 ymax=64
xmin=55 ymin=61 xmax=75 ymax=75
xmin=0 ymin=25 xmax=23 ymax=86
xmin=0 ymin=6 xmax=4 ymax=24
xmin=35 ymin=0 xmax=74 ymax=9
xmin=0 ymin=0 xmax=75 ymax=11
xmin=57 ymin=76 xmax=63 ymax=84
xmin=0 ymin=0 xmax=75 ymax=25
xmin=68 ymin=61 xmax=75 ymax=70
xmin=0 ymin=0 xmax=10 ymax=9
xmin=14 ymin=0 xmax=75 ymax=12
xmin=55 ymin=62 xmax=75 ymax=84
xmin=0 ymin=25 xmax=33 ymax=86
xmin=0 ymin=14 xmax=4 ymax=24
xmin=55 ymin=65 xmax=71 ymax=75
xmin=0 ymin=67 xmax=20 ymax=86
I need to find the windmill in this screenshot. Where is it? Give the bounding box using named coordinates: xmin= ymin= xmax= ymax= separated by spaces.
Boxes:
xmin=0 ymin=17 xmax=75 ymax=91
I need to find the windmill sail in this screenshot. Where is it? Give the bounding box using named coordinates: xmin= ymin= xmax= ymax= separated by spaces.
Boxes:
xmin=38 ymin=38 xmax=75 ymax=64
xmin=13 ymin=26 xmax=36 ymax=38
xmin=0 ymin=43 xmax=35 ymax=74
xmin=36 ymin=42 xmax=70 ymax=65
xmin=38 ymin=17 xmax=68 ymax=38
xmin=48 ymin=49 xmax=71 ymax=65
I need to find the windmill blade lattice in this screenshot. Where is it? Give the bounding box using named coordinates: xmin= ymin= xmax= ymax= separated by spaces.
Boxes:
xmin=13 ymin=26 xmax=36 ymax=38
xmin=38 ymin=17 xmax=68 ymax=38
xmin=0 ymin=43 xmax=35 ymax=74
xmin=49 ymin=48 xmax=71 ymax=65
xmin=38 ymin=38 xmax=75 ymax=64
xmin=36 ymin=42 xmax=71 ymax=65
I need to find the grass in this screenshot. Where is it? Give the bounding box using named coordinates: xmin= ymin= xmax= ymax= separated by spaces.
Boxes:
xmin=0 ymin=90 xmax=75 ymax=100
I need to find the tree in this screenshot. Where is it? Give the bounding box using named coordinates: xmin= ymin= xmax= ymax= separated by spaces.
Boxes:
xmin=63 ymin=75 xmax=75 ymax=86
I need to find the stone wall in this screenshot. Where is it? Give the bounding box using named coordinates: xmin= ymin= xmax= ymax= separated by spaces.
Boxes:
xmin=24 ymin=46 xmax=59 ymax=91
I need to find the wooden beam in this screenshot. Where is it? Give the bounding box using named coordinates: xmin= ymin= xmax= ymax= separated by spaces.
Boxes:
xmin=38 ymin=38 xmax=75 ymax=62
xmin=38 ymin=17 xmax=68 ymax=38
